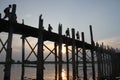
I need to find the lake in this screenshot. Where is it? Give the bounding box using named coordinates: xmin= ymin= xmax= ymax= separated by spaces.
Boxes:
xmin=0 ymin=64 xmax=96 ymax=80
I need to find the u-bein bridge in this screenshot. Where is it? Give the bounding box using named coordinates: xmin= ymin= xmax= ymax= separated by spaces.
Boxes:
xmin=0 ymin=4 xmax=120 ymax=80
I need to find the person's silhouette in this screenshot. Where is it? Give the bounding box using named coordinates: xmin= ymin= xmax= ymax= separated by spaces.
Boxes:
xmin=48 ymin=24 xmax=53 ymax=32
xmin=65 ymin=28 xmax=70 ymax=37
xmin=76 ymin=31 xmax=80 ymax=40
xmin=3 ymin=5 xmax=11 ymax=20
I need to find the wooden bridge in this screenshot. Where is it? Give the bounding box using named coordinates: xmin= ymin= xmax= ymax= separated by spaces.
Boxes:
xmin=0 ymin=4 xmax=120 ymax=80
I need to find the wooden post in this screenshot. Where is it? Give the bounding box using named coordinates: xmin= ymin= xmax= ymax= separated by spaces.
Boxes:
xmin=4 ymin=4 xmax=16 ymax=80
xmin=0 ymin=13 xmax=1 ymax=19
xmin=107 ymin=51 xmax=109 ymax=77
xmin=111 ymin=49 xmax=116 ymax=79
xmin=4 ymin=25 xmax=13 ymax=80
xmin=37 ymin=15 xmax=44 ymax=80
xmin=76 ymin=47 xmax=79 ymax=78
xmin=22 ymin=19 xmax=24 ymax=24
xmin=99 ymin=44 xmax=103 ymax=79
xmin=96 ymin=43 xmax=101 ymax=80
xmin=107 ymin=49 xmax=109 ymax=77
xmin=81 ymin=32 xmax=87 ymax=80
xmin=54 ymin=42 xmax=58 ymax=80
xmin=109 ymin=50 xmax=112 ymax=78
xmin=21 ymin=35 xmax=25 ymax=80
xmin=72 ymin=28 xmax=76 ymax=80
xmin=58 ymin=24 xmax=62 ymax=80
xmin=109 ymin=52 xmax=112 ymax=78
xmin=66 ymin=44 xmax=69 ymax=80
xmin=89 ymin=25 xmax=96 ymax=80
xmin=100 ymin=43 xmax=104 ymax=79
xmin=104 ymin=49 xmax=107 ymax=78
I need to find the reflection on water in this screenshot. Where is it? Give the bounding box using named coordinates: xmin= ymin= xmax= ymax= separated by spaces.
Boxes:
xmin=0 ymin=64 xmax=96 ymax=80
xmin=62 ymin=69 xmax=67 ymax=80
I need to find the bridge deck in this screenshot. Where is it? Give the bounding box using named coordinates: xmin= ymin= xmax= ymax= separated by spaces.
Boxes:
xmin=0 ymin=19 xmax=91 ymax=49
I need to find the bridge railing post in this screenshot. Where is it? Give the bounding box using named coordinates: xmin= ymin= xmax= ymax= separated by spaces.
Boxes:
xmin=66 ymin=44 xmax=69 ymax=80
xmin=81 ymin=32 xmax=87 ymax=80
xmin=37 ymin=15 xmax=44 ymax=80
xmin=0 ymin=13 xmax=1 ymax=19
xmin=4 ymin=4 xmax=16 ymax=80
xmin=89 ymin=25 xmax=96 ymax=80
xmin=76 ymin=46 xmax=79 ymax=78
xmin=71 ymin=28 xmax=76 ymax=80
xmin=58 ymin=24 xmax=62 ymax=80
xmin=54 ymin=42 xmax=58 ymax=80
xmin=21 ymin=35 xmax=25 ymax=80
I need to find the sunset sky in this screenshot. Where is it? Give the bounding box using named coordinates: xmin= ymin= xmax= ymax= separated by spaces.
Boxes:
xmin=0 ymin=0 xmax=120 ymax=60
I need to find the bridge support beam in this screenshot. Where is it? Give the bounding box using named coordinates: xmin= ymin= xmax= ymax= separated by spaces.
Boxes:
xmin=54 ymin=42 xmax=58 ymax=80
xmin=21 ymin=35 xmax=25 ymax=80
xmin=37 ymin=15 xmax=44 ymax=80
xmin=4 ymin=26 xmax=13 ymax=80
xmin=96 ymin=43 xmax=101 ymax=80
xmin=72 ymin=28 xmax=76 ymax=80
xmin=58 ymin=24 xmax=62 ymax=80
xmin=4 ymin=4 xmax=16 ymax=80
xmin=89 ymin=25 xmax=96 ymax=80
xmin=66 ymin=44 xmax=69 ymax=80
xmin=82 ymin=32 xmax=87 ymax=80
xmin=76 ymin=47 xmax=79 ymax=78
xmin=0 ymin=13 xmax=1 ymax=19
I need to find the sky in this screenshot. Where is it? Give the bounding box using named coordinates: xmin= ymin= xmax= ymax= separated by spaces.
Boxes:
xmin=0 ymin=0 xmax=120 ymax=60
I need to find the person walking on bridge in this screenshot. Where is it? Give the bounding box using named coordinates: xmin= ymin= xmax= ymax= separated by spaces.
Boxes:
xmin=3 ymin=5 xmax=11 ymax=20
xmin=65 ymin=28 xmax=70 ymax=37
xmin=48 ymin=24 xmax=53 ymax=32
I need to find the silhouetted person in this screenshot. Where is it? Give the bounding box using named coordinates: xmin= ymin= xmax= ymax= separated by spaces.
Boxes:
xmin=48 ymin=24 xmax=53 ymax=32
xmin=76 ymin=31 xmax=80 ymax=40
xmin=3 ymin=5 xmax=11 ymax=20
xmin=65 ymin=28 xmax=70 ymax=37
xmin=9 ymin=4 xmax=17 ymax=22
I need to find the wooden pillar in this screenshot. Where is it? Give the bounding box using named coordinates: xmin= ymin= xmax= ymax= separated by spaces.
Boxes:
xmin=89 ymin=25 xmax=96 ymax=80
xmin=66 ymin=44 xmax=69 ymax=80
xmin=72 ymin=28 xmax=76 ymax=80
xmin=100 ymin=43 xmax=104 ymax=79
xmin=4 ymin=4 xmax=16 ymax=80
xmin=102 ymin=44 xmax=106 ymax=78
xmin=109 ymin=51 xmax=112 ymax=78
xmin=96 ymin=43 xmax=101 ymax=80
xmin=107 ymin=52 xmax=109 ymax=78
xmin=22 ymin=19 xmax=24 ymax=24
xmin=37 ymin=15 xmax=44 ymax=80
xmin=99 ymin=45 xmax=103 ymax=79
xmin=0 ymin=13 xmax=1 ymax=19
xmin=81 ymin=32 xmax=87 ymax=80
xmin=106 ymin=52 xmax=109 ymax=78
xmin=76 ymin=47 xmax=79 ymax=78
xmin=21 ymin=35 xmax=25 ymax=80
xmin=54 ymin=42 xmax=58 ymax=80
xmin=4 ymin=24 xmax=13 ymax=80
xmin=104 ymin=49 xmax=107 ymax=78
xmin=58 ymin=24 xmax=62 ymax=80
